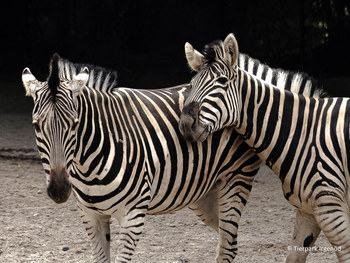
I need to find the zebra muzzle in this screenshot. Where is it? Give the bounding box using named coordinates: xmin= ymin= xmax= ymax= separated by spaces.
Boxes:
xmin=47 ymin=168 xmax=71 ymax=204
xmin=179 ymin=102 xmax=209 ymax=142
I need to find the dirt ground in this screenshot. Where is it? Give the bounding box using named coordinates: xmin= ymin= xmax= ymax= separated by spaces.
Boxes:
xmin=0 ymin=81 xmax=340 ymax=262
xmin=0 ymin=157 xmax=338 ymax=263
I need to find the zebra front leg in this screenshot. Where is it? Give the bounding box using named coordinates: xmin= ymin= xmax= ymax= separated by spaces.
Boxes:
xmin=114 ymin=209 xmax=148 ymax=263
xmin=78 ymin=203 xmax=112 ymax=263
xmin=189 ymin=184 xmax=219 ymax=232
xmin=285 ymin=209 xmax=321 ymax=263
xmin=216 ymin=175 xmax=254 ymax=263
xmin=313 ymin=196 xmax=350 ymax=262
xmin=114 ymin=179 xmax=151 ymax=263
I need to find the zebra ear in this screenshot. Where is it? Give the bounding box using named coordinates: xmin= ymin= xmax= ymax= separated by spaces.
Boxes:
xmin=185 ymin=42 xmax=205 ymax=72
xmin=70 ymin=67 xmax=89 ymax=97
xmin=223 ymin=33 xmax=239 ymax=67
xmin=22 ymin=68 xmax=42 ymax=97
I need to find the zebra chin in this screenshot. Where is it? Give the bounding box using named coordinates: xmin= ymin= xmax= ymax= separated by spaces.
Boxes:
xmin=185 ymin=125 xmax=209 ymax=142
xmin=47 ymin=168 xmax=72 ymax=204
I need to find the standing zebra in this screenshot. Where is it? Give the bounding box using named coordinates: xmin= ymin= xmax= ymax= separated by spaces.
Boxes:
xmin=22 ymin=51 xmax=323 ymax=262
xmin=22 ymin=54 xmax=258 ymax=263
xmin=179 ymin=33 xmax=350 ymax=262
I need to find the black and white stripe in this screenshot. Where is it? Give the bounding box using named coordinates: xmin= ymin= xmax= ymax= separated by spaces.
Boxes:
xmin=23 ymin=48 xmax=327 ymax=262
xmin=179 ymin=34 xmax=350 ymax=263
xmin=24 ymin=54 xmax=259 ymax=262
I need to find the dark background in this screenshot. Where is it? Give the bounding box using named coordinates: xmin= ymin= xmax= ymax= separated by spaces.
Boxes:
xmin=2 ymin=0 xmax=350 ymax=94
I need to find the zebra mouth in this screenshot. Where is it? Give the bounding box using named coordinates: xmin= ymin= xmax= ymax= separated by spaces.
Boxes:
xmin=193 ymin=124 xmax=210 ymax=142
xmin=180 ymin=121 xmax=209 ymax=142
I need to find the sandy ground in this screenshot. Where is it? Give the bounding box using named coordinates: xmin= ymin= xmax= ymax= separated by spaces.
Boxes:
xmin=0 ymin=81 xmax=339 ymax=262
xmin=0 ymin=158 xmax=338 ymax=263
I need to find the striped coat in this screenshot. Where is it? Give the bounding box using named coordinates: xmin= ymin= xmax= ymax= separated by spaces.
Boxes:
xmin=23 ymin=54 xmax=258 ymax=262
xmin=179 ymin=34 xmax=350 ymax=262
xmin=23 ymin=49 xmax=325 ymax=262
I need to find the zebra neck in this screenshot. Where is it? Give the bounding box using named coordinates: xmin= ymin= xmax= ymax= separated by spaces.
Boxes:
xmin=72 ymin=89 xmax=128 ymax=181
xmin=235 ymin=70 xmax=309 ymax=175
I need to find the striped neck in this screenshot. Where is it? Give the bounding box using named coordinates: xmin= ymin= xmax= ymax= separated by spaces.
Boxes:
xmin=71 ymin=87 xmax=126 ymax=183
xmin=234 ymin=68 xmax=312 ymax=174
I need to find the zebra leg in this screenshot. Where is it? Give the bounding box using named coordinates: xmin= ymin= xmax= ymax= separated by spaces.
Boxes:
xmin=189 ymin=184 xmax=219 ymax=232
xmin=114 ymin=178 xmax=151 ymax=262
xmin=285 ymin=209 xmax=321 ymax=263
xmin=215 ymin=175 xmax=254 ymax=263
xmin=78 ymin=203 xmax=112 ymax=263
xmin=313 ymin=198 xmax=350 ymax=262
xmin=114 ymin=210 xmax=148 ymax=262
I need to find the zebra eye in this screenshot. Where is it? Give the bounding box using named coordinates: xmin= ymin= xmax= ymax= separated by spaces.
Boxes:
xmin=72 ymin=121 xmax=79 ymax=131
xmin=33 ymin=122 xmax=41 ymax=133
xmin=217 ymin=77 xmax=228 ymax=85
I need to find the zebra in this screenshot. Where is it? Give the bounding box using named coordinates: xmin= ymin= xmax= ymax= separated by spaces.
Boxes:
xmin=179 ymin=33 xmax=350 ymax=262
xmin=22 ymin=54 xmax=257 ymax=262
xmin=22 ymin=51 xmax=323 ymax=263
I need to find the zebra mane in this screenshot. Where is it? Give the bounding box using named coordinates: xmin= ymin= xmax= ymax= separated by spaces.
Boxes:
xmin=238 ymin=53 xmax=328 ymax=98
xmin=202 ymin=40 xmax=225 ymax=63
xmin=49 ymin=53 xmax=118 ymax=93
xmin=202 ymin=40 xmax=327 ymax=98
xmin=47 ymin=54 xmax=60 ymax=101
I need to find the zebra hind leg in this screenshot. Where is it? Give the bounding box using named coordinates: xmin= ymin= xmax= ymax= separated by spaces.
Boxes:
xmin=215 ymin=175 xmax=254 ymax=263
xmin=285 ymin=209 xmax=321 ymax=263
xmin=189 ymin=184 xmax=219 ymax=232
xmin=313 ymin=196 xmax=350 ymax=262
xmin=78 ymin=203 xmax=112 ymax=263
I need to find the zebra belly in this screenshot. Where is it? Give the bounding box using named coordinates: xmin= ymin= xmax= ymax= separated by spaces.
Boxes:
xmin=70 ymin=172 xmax=217 ymax=217
xmin=70 ymin=127 xmax=251 ymax=217
xmin=281 ymin=160 xmax=349 ymax=214
xmin=146 ymin=179 xmax=217 ymax=215
xmin=145 ymin=129 xmax=252 ymax=215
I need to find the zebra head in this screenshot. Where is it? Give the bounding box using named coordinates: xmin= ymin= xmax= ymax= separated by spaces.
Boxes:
xmin=22 ymin=54 xmax=89 ymax=204
xmin=179 ymin=33 xmax=240 ymax=142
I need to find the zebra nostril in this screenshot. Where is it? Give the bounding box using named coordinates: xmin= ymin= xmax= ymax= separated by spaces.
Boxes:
xmin=182 ymin=102 xmax=200 ymax=131
xmin=191 ymin=117 xmax=197 ymax=131
xmin=188 ymin=110 xmax=197 ymax=131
